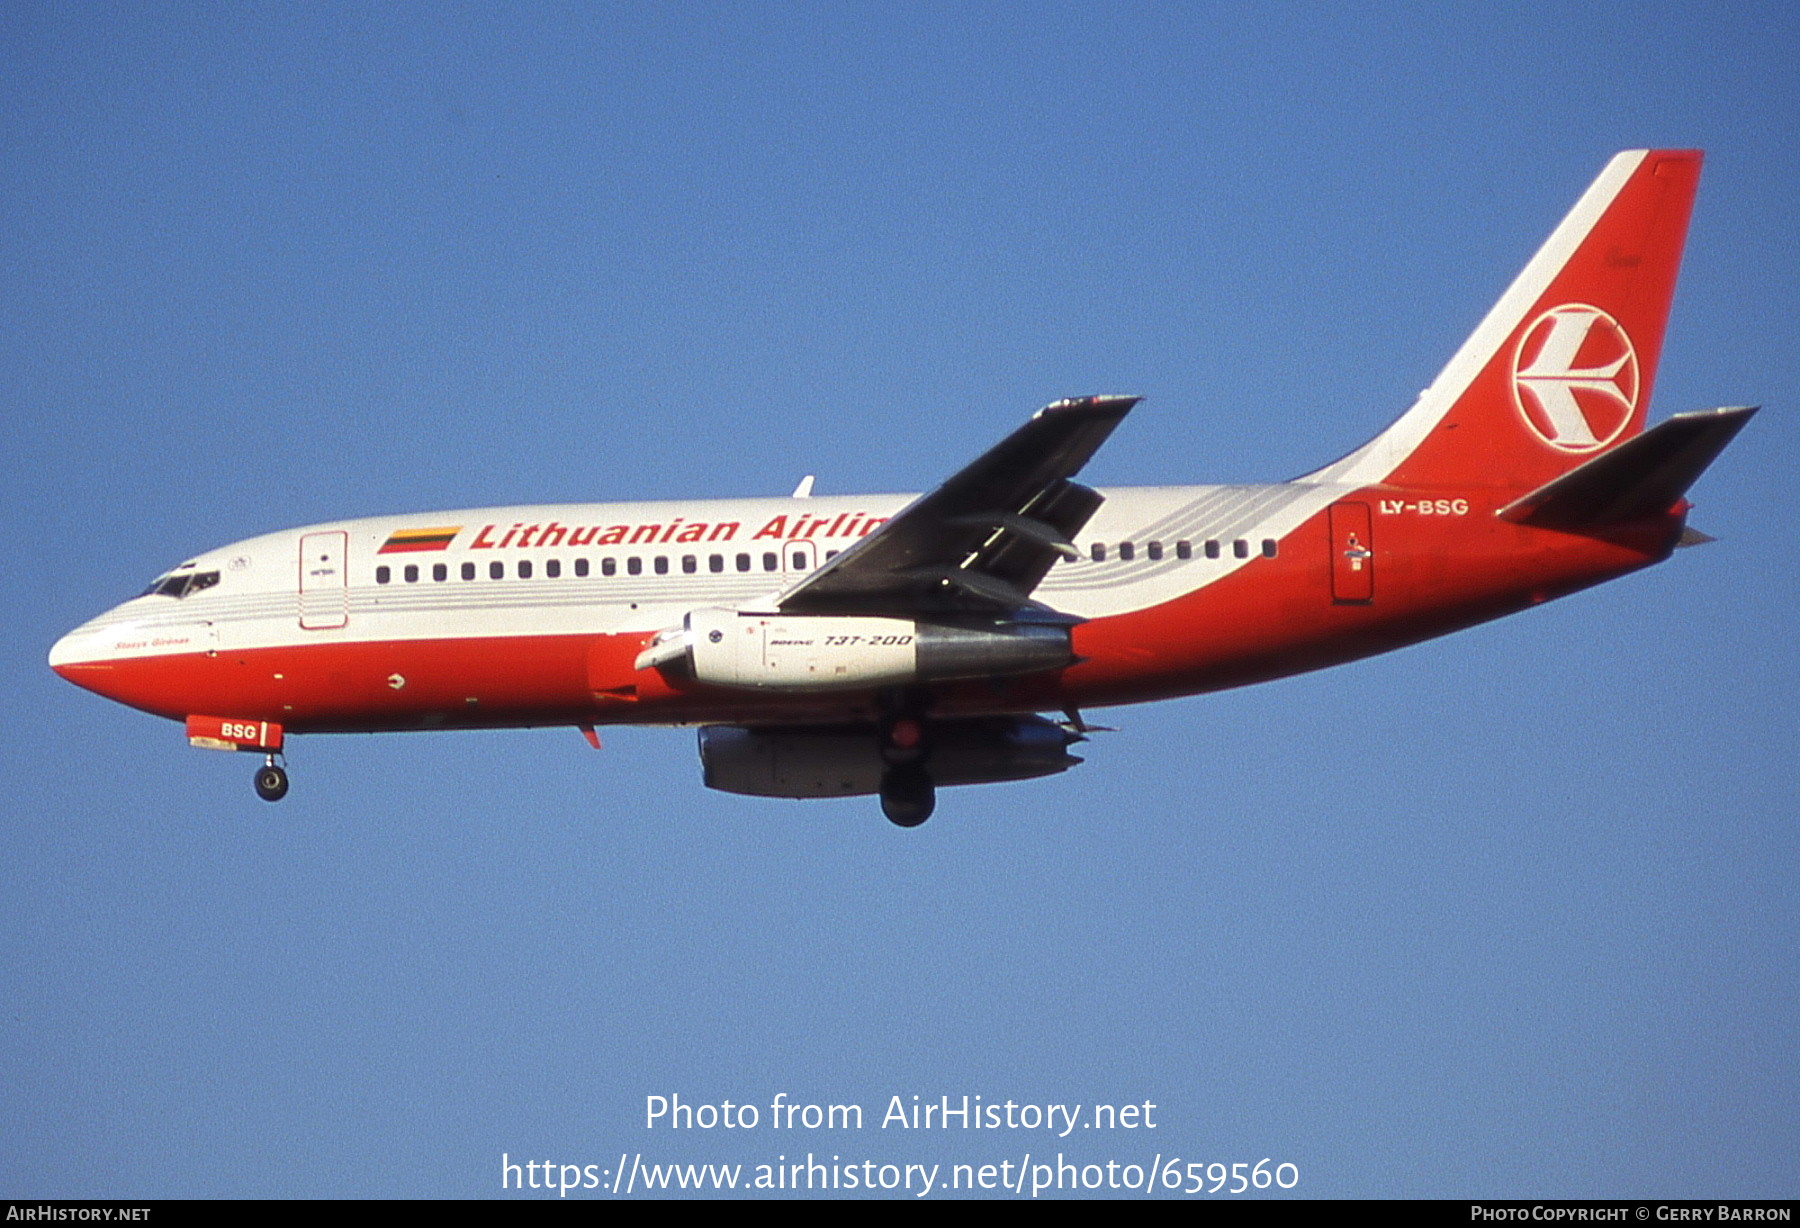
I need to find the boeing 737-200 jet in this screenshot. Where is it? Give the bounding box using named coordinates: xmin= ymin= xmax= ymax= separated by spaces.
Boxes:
xmin=50 ymin=149 xmax=1754 ymax=825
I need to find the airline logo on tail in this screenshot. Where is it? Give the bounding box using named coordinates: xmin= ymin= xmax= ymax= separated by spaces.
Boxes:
xmin=1511 ymin=304 xmax=1640 ymax=453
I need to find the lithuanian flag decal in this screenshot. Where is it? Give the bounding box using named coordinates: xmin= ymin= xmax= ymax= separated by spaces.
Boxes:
xmin=378 ymin=526 xmax=462 ymax=554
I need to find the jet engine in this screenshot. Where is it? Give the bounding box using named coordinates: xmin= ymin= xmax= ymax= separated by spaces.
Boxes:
xmin=639 ymin=608 xmax=1072 ymax=692
xmin=697 ymin=715 xmax=1084 ymax=800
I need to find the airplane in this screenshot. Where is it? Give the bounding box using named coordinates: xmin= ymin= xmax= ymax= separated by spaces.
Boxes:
xmin=49 ymin=149 xmax=1755 ymax=826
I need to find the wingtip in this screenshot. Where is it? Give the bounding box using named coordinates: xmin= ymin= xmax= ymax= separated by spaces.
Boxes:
xmin=1670 ymin=404 xmax=1759 ymax=421
xmin=1035 ymin=394 xmax=1141 ymax=420
xmin=1665 ymin=405 xmax=1760 ymax=434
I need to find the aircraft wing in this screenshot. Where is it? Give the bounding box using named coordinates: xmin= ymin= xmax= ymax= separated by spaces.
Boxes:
xmin=775 ymin=395 xmax=1137 ymax=619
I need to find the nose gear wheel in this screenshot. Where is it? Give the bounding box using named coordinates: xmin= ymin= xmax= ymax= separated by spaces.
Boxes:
xmin=254 ymin=755 xmax=289 ymax=802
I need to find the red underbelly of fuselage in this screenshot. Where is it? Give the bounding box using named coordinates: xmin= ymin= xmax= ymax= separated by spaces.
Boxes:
xmin=53 ymin=507 xmax=1679 ymax=733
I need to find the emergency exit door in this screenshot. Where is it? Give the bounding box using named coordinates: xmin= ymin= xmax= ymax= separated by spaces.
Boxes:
xmin=783 ymin=540 xmax=817 ymax=575
xmin=1329 ymin=502 xmax=1374 ymax=604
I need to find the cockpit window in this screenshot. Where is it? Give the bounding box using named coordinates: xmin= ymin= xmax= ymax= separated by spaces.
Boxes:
xmin=140 ymin=570 xmax=220 ymax=599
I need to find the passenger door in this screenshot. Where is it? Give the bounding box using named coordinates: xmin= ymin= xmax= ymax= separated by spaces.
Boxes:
xmin=298 ymin=531 xmax=349 ymax=629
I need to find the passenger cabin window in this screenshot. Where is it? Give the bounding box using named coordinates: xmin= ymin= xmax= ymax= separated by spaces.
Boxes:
xmin=737 ymin=553 xmax=752 ymax=572
xmin=376 ymin=566 xmax=391 ymax=585
xmin=404 ymin=564 xmax=419 ymax=583
xmin=518 ymin=559 xmax=533 ymax=579
xmin=627 ymin=557 xmax=642 ymax=575
xmin=433 ymin=563 xmax=447 ymax=581
xmin=490 ymin=561 xmax=504 ymax=580
xmin=654 ymin=556 xmax=669 ymax=575
xmin=602 ymin=558 xmax=617 ymax=576
xmin=682 ymin=555 xmax=697 ymax=574
xmin=1262 ymin=539 xmax=1278 ymax=558
xmin=575 ymin=558 xmax=589 ymax=577
xmin=709 ymin=554 xmax=724 ymax=573
xmin=462 ymin=562 xmax=476 ymax=581
xmin=1091 ymin=543 xmax=1107 ymax=562
xmin=763 ymin=552 xmax=778 ymax=572
xmin=1176 ymin=541 xmax=1192 ymax=560
xmin=790 ymin=550 xmax=807 ymax=570
xmin=1204 ymin=540 xmax=1221 ymax=559
xmin=1119 ymin=542 xmax=1135 ymax=561
xmin=1233 ymin=539 xmax=1249 ymax=558
xmin=1147 ymin=541 xmax=1163 ymax=561
xmin=546 ymin=559 xmax=561 ymax=578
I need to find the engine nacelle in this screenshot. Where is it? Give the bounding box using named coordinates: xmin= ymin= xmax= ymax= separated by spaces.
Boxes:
xmin=668 ymin=608 xmax=1072 ymax=692
xmin=698 ymin=716 xmax=1084 ymax=798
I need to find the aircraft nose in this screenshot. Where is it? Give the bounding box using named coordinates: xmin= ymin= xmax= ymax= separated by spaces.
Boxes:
xmin=49 ymin=626 xmax=93 ymax=674
xmin=48 ymin=617 xmax=120 ymax=693
xmin=49 ymin=608 xmax=207 ymax=721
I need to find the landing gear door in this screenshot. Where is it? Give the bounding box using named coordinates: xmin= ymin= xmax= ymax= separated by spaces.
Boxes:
xmin=1329 ymin=502 xmax=1374 ymax=604
xmin=299 ymin=530 xmax=349 ymax=630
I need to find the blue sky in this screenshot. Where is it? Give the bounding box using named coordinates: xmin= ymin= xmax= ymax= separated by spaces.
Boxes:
xmin=4 ymin=2 xmax=1796 ymax=1198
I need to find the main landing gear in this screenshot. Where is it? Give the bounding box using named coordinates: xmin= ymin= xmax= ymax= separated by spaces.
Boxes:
xmin=878 ymin=714 xmax=935 ymax=828
xmin=254 ymin=754 xmax=289 ymax=802
xmin=879 ymin=763 xmax=934 ymax=827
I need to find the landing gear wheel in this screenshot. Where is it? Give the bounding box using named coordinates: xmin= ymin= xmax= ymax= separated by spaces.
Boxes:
xmin=254 ymin=763 xmax=289 ymax=802
xmin=880 ymin=765 xmax=935 ymax=827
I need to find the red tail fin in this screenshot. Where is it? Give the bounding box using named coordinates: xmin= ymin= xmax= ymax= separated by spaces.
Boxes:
xmin=1312 ymin=150 xmax=1701 ymax=492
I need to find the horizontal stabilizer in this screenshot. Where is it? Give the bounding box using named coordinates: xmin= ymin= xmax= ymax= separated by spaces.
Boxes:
xmin=1497 ymin=406 xmax=1757 ymax=531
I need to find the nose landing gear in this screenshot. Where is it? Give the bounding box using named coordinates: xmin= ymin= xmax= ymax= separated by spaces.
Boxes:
xmin=254 ymin=755 xmax=289 ymax=802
